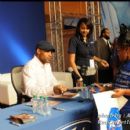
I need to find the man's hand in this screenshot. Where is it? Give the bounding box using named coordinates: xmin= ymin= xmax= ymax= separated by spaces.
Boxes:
xmin=94 ymin=83 xmax=106 ymax=92
xmin=94 ymin=83 xmax=113 ymax=92
xmin=53 ymin=85 xmax=68 ymax=95
xmin=112 ymin=89 xmax=125 ymax=98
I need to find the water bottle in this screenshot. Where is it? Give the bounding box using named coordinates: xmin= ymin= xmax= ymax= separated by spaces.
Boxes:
xmin=37 ymin=96 xmax=45 ymax=115
xmin=85 ymin=87 xmax=90 ymax=99
xmin=44 ymin=96 xmax=51 ymax=115
xmin=89 ymin=84 xmax=94 ymax=100
xmin=79 ymin=84 xmax=88 ymax=99
xmin=31 ymin=95 xmax=38 ymax=113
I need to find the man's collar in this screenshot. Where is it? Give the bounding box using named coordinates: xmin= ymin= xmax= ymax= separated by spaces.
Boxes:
xmin=34 ymin=55 xmax=46 ymax=67
xmin=102 ymin=37 xmax=108 ymax=43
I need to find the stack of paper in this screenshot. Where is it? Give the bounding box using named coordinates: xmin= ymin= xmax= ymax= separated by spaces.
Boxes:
xmin=93 ymin=90 xmax=128 ymax=130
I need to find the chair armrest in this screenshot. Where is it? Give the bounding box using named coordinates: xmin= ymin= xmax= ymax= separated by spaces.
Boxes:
xmin=0 ymin=81 xmax=17 ymax=105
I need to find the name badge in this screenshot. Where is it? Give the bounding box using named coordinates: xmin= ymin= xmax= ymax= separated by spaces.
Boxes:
xmin=89 ymin=59 xmax=95 ymax=68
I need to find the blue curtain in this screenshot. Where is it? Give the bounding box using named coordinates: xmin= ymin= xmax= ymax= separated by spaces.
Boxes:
xmin=0 ymin=2 xmax=46 ymax=73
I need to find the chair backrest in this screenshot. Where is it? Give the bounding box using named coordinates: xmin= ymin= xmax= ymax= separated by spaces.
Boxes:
xmin=11 ymin=66 xmax=23 ymax=94
xmin=53 ymin=72 xmax=73 ymax=88
xmin=11 ymin=66 xmax=24 ymax=104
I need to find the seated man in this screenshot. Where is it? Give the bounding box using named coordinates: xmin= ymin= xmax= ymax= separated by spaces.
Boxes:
xmin=94 ymin=25 xmax=130 ymax=130
xmin=22 ymin=40 xmax=68 ymax=97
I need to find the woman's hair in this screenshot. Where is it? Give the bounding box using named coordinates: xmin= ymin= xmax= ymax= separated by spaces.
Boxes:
xmin=75 ymin=17 xmax=93 ymax=39
xmin=117 ymin=23 xmax=130 ymax=47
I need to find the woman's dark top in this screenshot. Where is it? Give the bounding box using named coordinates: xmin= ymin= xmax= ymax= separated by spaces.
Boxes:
xmin=68 ymin=36 xmax=96 ymax=67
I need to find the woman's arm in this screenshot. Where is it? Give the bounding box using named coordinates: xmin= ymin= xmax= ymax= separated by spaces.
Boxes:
xmin=69 ymin=53 xmax=82 ymax=80
xmin=93 ymin=56 xmax=109 ymax=68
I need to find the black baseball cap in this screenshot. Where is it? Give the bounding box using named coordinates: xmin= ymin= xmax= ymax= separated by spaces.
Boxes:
xmin=36 ymin=40 xmax=55 ymax=52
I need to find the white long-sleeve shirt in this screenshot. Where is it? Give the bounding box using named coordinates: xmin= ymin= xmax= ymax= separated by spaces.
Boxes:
xmin=22 ymin=55 xmax=59 ymax=97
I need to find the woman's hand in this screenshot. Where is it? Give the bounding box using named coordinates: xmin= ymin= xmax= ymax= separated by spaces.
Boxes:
xmin=100 ymin=59 xmax=109 ymax=68
xmin=111 ymin=89 xmax=125 ymax=98
xmin=53 ymin=85 xmax=68 ymax=95
xmin=93 ymin=56 xmax=109 ymax=68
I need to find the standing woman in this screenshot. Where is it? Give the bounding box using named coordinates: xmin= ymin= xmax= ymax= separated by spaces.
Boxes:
xmin=68 ymin=17 xmax=109 ymax=86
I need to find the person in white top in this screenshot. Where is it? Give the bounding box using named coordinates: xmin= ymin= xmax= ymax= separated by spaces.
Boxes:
xmin=22 ymin=40 xmax=68 ymax=97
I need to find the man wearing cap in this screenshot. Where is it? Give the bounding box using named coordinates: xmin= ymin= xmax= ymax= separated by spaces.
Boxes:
xmin=22 ymin=40 xmax=68 ymax=97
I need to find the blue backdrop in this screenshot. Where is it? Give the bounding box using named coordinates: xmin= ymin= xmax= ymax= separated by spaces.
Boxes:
xmin=0 ymin=2 xmax=45 ymax=73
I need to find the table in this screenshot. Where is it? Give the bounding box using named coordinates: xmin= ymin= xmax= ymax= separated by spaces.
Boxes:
xmin=0 ymin=98 xmax=98 ymax=130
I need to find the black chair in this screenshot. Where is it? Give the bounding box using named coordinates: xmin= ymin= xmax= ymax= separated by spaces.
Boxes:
xmin=11 ymin=66 xmax=31 ymax=104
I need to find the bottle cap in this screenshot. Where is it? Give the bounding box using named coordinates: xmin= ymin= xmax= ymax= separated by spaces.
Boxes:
xmin=83 ymin=84 xmax=86 ymax=87
xmin=40 ymin=96 xmax=44 ymax=99
xmin=33 ymin=95 xmax=37 ymax=98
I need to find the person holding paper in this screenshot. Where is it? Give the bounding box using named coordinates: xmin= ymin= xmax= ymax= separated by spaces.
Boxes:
xmin=94 ymin=24 xmax=130 ymax=130
xmin=68 ymin=17 xmax=109 ymax=86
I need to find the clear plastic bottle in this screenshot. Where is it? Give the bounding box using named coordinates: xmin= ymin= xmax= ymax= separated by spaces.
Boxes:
xmin=85 ymin=88 xmax=90 ymax=99
xmin=44 ymin=96 xmax=51 ymax=115
xmin=79 ymin=83 xmax=91 ymax=99
xmin=80 ymin=84 xmax=86 ymax=99
xmin=89 ymin=84 xmax=94 ymax=100
xmin=38 ymin=96 xmax=45 ymax=116
xmin=31 ymin=95 xmax=38 ymax=113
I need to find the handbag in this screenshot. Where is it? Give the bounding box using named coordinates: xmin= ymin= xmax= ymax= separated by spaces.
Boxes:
xmin=78 ymin=64 xmax=97 ymax=76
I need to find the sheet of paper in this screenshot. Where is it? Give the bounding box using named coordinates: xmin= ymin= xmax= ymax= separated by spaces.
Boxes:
xmin=93 ymin=90 xmax=128 ymax=130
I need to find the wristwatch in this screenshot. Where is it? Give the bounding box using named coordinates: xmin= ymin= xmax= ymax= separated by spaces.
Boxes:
xmin=78 ymin=77 xmax=83 ymax=81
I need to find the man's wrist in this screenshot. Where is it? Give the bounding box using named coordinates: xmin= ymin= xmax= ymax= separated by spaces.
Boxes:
xmin=104 ymin=86 xmax=114 ymax=91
